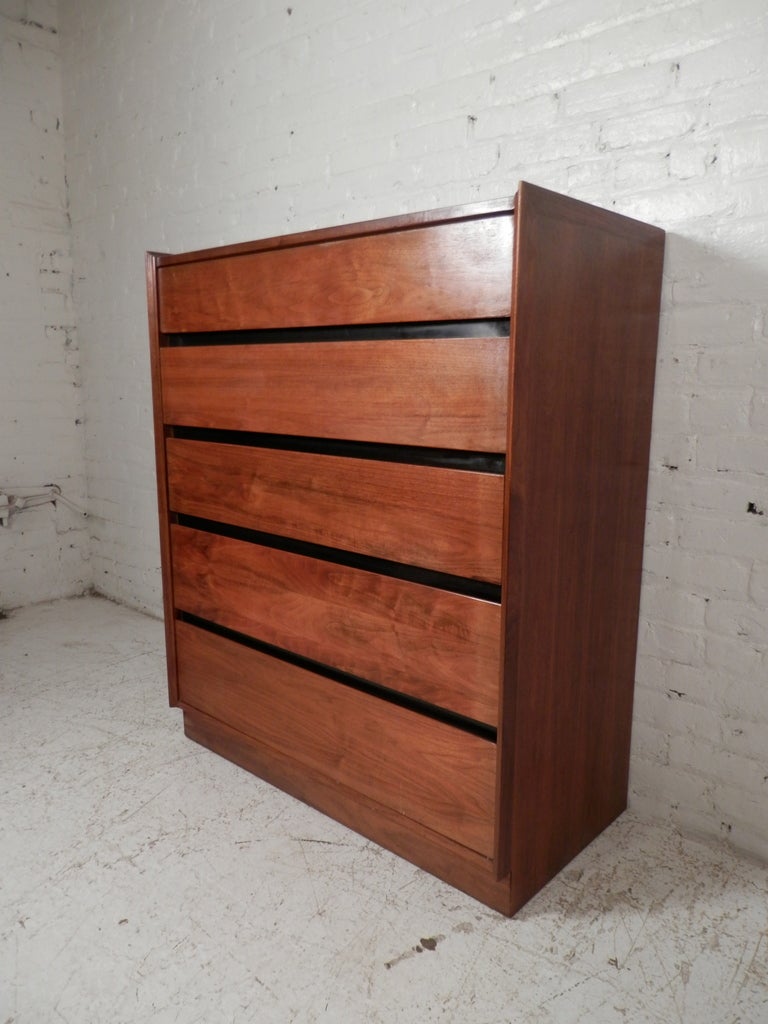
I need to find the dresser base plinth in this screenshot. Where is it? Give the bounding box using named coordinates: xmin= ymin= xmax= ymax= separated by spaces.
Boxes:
xmin=182 ymin=708 xmax=516 ymax=916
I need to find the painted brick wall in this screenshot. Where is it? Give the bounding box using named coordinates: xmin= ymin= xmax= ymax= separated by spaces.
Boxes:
xmin=0 ymin=0 xmax=89 ymax=608
xmin=59 ymin=0 xmax=768 ymax=860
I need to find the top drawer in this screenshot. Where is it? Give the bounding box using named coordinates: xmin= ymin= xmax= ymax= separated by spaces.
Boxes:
xmin=157 ymin=215 xmax=513 ymax=332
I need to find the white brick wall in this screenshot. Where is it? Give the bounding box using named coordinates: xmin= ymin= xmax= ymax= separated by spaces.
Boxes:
xmin=0 ymin=1 xmax=89 ymax=608
xmin=57 ymin=0 xmax=767 ymax=860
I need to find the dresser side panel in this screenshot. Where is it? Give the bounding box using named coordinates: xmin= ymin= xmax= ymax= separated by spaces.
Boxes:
xmin=502 ymin=182 xmax=665 ymax=912
xmin=146 ymin=252 xmax=179 ymax=704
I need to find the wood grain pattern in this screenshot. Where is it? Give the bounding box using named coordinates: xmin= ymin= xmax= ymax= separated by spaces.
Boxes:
xmin=171 ymin=525 xmax=501 ymax=725
xmin=176 ymin=621 xmax=496 ymax=856
xmin=497 ymin=181 xmax=665 ymax=909
xmin=160 ymin=337 xmax=508 ymax=452
xmin=158 ymin=215 xmax=513 ymax=331
xmin=166 ymin=438 xmax=504 ymax=583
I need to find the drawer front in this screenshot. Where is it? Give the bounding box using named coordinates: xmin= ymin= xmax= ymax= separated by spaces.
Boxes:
xmin=158 ymin=215 xmax=513 ymax=332
xmin=166 ymin=438 xmax=504 ymax=584
xmin=160 ymin=337 xmax=508 ymax=452
xmin=175 ymin=620 xmax=496 ymax=857
xmin=171 ymin=525 xmax=500 ymax=726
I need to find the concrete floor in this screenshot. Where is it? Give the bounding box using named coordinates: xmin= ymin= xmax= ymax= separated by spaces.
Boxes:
xmin=1 ymin=596 xmax=767 ymax=1024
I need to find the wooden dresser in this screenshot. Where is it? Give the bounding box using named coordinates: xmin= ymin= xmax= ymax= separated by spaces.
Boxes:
xmin=146 ymin=182 xmax=665 ymax=915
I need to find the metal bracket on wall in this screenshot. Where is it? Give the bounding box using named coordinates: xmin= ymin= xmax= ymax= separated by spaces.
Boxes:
xmin=0 ymin=485 xmax=88 ymax=527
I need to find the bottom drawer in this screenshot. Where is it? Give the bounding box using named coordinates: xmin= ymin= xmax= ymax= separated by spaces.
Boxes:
xmin=175 ymin=620 xmax=496 ymax=857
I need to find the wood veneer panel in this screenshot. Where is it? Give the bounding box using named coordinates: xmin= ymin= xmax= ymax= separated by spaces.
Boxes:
xmin=498 ymin=181 xmax=665 ymax=910
xmin=171 ymin=525 xmax=501 ymax=725
xmin=157 ymin=216 xmax=513 ymax=332
xmin=160 ymin=337 xmax=508 ymax=451
xmin=166 ymin=438 xmax=504 ymax=583
xmin=176 ymin=621 xmax=496 ymax=856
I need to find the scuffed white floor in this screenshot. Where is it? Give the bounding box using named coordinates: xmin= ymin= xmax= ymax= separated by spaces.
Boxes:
xmin=1 ymin=596 xmax=766 ymax=1024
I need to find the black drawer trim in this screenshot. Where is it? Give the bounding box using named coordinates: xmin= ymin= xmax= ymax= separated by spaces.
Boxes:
xmin=169 ymin=426 xmax=505 ymax=474
xmin=166 ymin=317 xmax=510 ymax=346
xmin=175 ymin=513 xmax=502 ymax=603
xmin=177 ymin=611 xmax=497 ymax=743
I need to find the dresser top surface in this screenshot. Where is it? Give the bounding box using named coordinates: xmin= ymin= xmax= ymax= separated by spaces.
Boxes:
xmin=150 ymin=195 xmax=517 ymax=269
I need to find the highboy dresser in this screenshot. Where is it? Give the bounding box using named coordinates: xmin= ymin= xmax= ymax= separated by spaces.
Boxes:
xmin=146 ymin=182 xmax=665 ymax=915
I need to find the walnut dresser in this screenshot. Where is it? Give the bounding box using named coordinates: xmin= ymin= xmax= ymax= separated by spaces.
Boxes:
xmin=146 ymin=182 xmax=665 ymax=915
